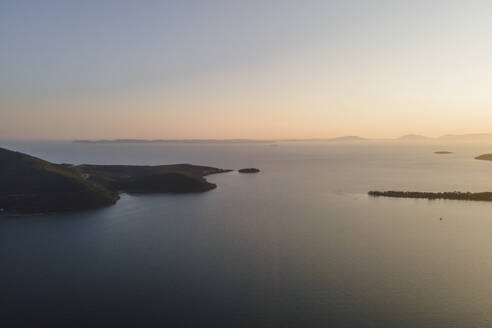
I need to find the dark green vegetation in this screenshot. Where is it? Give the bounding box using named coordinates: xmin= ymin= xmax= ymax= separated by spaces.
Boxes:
xmin=435 ymin=151 xmax=453 ymax=154
xmin=368 ymin=190 xmax=492 ymax=202
xmin=0 ymin=148 xmax=118 ymax=213
xmin=238 ymin=168 xmax=260 ymax=173
xmin=78 ymin=164 xmax=230 ymax=193
xmin=475 ymin=154 xmax=492 ymax=161
xmin=369 ymin=151 xmax=492 ymax=203
xmin=0 ymin=148 xmax=230 ymax=214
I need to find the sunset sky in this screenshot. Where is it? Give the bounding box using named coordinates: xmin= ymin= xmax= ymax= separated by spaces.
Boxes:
xmin=1 ymin=0 xmax=492 ymax=140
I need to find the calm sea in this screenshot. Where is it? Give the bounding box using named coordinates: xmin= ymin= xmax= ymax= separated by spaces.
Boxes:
xmin=2 ymin=140 xmax=492 ymax=327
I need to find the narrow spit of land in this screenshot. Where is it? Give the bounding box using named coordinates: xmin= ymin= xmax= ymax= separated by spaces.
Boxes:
xmin=368 ymin=191 xmax=492 ymax=202
xmin=475 ymin=154 xmax=492 ymax=161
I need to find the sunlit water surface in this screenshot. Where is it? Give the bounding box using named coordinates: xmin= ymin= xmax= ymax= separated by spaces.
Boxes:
xmin=2 ymin=141 xmax=492 ymax=327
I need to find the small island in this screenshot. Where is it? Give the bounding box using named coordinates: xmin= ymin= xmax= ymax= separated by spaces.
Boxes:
xmin=0 ymin=147 xmax=231 ymax=214
xmin=435 ymin=151 xmax=453 ymax=154
xmin=475 ymin=154 xmax=492 ymax=161
xmin=368 ymin=190 xmax=492 ymax=202
xmin=238 ymin=168 xmax=260 ymax=173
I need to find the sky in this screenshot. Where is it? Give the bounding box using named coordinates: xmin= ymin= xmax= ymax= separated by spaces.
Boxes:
xmin=1 ymin=0 xmax=492 ymax=140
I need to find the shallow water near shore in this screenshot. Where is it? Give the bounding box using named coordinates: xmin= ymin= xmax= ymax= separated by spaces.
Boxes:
xmin=2 ymin=140 xmax=492 ymax=327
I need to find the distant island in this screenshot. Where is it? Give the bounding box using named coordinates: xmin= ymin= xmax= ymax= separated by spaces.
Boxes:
xmin=322 ymin=136 xmax=367 ymax=142
xmin=475 ymin=154 xmax=492 ymax=161
xmin=368 ymin=190 xmax=492 ymax=202
xmin=73 ymin=133 xmax=492 ymax=144
xmin=398 ymin=134 xmax=431 ymax=141
xmin=73 ymin=137 xmax=368 ymax=143
xmin=439 ymin=134 xmax=492 ymax=142
xmin=435 ymin=151 xmax=453 ymax=154
xmin=73 ymin=139 xmax=272 ymax=144
xmin=0 ymin=147 xmax=231 ymax=214
xmin=238 ymin=168 xmax=260 ymax=173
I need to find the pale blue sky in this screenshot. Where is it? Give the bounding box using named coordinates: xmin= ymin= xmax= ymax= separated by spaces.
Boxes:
xmin=1 ymin=0 xmax=492 ymax=139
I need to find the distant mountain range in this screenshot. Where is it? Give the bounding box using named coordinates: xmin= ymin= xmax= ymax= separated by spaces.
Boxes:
xmin=73 ymin=134 xmax=492 ymax=144
xmin=397 ymin=134 xmax=431 ymax=141
xmin=438 ymin=134 xmax=492 ymax=141
xmin=73 ymin=138 xmax=270 ymax=144
xmin=324 ymin=136 xmax=368 ymax=142
xmin=396 ymin=134 xmax=492 ymax=142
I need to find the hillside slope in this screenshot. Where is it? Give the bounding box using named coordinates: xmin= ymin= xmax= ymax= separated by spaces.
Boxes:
xmin=77 ymin=164 xmax=229 ymax=193
xmin=0 ymin=148 xmax=230 ymax=214
xmin=0 ymin=148 xmax=118 ymax=213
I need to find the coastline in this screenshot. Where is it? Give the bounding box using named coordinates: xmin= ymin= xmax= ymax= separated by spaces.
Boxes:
xmin=369 ymin=190 xmax=492 ymax=202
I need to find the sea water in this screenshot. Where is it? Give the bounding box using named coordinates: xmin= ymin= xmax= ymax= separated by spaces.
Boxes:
xmin=2 ymin=140 xmax=492 ymax=327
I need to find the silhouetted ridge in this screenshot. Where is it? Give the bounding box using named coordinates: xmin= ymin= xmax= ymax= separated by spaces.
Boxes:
xmin=0 ymin=148 xmax=118 ymax=213
xmin=0 ymin=148 xmax=230 ymax=214
xmin=398 ymin=134 xmax=430 ymax=141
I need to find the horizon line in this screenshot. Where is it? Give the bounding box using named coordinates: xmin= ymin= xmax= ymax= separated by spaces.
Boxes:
xmin=3 ymin=133 xmax=492 ymax=143
xmin=70 ymin=133 xmax=492 ymax=143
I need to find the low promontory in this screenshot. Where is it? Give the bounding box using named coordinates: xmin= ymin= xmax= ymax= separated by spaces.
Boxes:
xmin=475 ymin=154 xmax=492 ymax=161
xmin=0 ymin=147 xmax=230 ymax=214
xmin=368 ymin=190 xmax=492 ymax=202
xmin=238 ymin=168 xmax=260 ymax=173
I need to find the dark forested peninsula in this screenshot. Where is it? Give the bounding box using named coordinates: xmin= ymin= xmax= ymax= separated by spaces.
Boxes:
xmin=0 ymin=147 xmax=230 ymax=214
